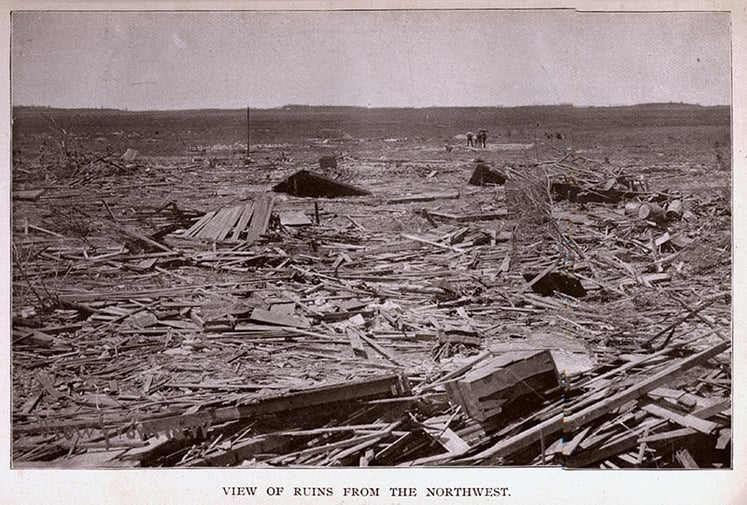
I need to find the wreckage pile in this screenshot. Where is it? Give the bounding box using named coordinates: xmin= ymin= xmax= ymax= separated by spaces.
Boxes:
xmin=11 ymin=149 xmax=731 ymax=468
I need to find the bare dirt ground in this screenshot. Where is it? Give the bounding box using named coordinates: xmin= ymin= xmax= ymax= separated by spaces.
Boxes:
xmin=9 ymin=105 xmax=731 ymax=468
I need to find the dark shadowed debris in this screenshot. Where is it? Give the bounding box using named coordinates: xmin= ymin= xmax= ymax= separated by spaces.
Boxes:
xmin=469 ymin=163 xmax=507 ymax=186
xmin=318 ymin=156 xmax=337 ymax=169
xmin=523 ymin=271 xmax=587 ymax=298
xmin=273 ymin=169 xmax=371 ymax=198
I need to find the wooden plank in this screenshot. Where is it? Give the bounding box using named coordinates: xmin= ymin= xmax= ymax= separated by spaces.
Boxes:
xmin=641 ymin=403 xmax=720 ymax=434
xmin=278 ymin=210 xmax=313 ymax=227
xmin=417 ymin=352 xmax=492 ymax=393
xmin=20 ymin=390 xmax=44 ymax=415
xmin=402 ymin=233 xmax=464 ymax=253
xmin=564 ymin=418 xmax=661 ymax=468
xmin=359 ymin=333 xmax=402 ymax=366
xmin=257 ymin=197 xmax=275 ymax=231
xmin=131 ymin=257 xmax=158 ymax=271
xmin=691 ymin=398 xmax=730 ymax=420
xmin=561 ymin=425 xmax=591 ymax=457
xmin=329 ymin=428 xmax=395 ymax=464
xmin=215 ymin=205 xmax=246 ymax=241
xmin=202 ymin=205 xmax=239 ymax=240
xmin=616 ymin=452 xmax=640 ymax=466
xmin=563 ymin=341 xmax=730 ymax=433
xmin=191 ymin=435 xmax=288 ymax=467
xmin=638 ymin=427 xmax=695 ymax=443
xmin=437 ymin=428 xmax=471 ymax=455
xmin=14 ymin=189 xmax=45 ymax=200
xmin=428 ymin=209 xmax=508 ymax=222
xmin=197 ymin=206 xmax=232 ymax=240
xmin=386 ymin=191 xmax=460 ymax=204
xmin=230 ymin=202 xmax=255 ymax=241
xmin=185 ymin=210 xmax=216 ymax=237
xmin=582 ymin=330 xmax=721 ymax=389
xmin=466 ymin=341 xmax=729 ymax=462
xmin=139 ymin=374 xmax=410 ymax=439
xmin=114 ymin=223 xmax=174 ymax=253
xmin=346 ymin=327 xmax=368 ymax=358
xmin=422 ymin=417 xmax=471 ymax=455
xmin=270 ymin=431 xmax=389 ymax=464
xmin=675 ymin=448 xmax=699 ymax=468
xmin=36 ymin=372 xmax=63 ymax=399
xmin=269 ymin=302 xmax=296 ymax=315
xmin=246 ymin=196 xmax=274 ymax=243
xmin=715 ymin=428 xmax=731 ymax=450
xmin=249 ymin=307 xmax=310 ymax=329
xmin=27 ymin=224 xmax=64 ymax=238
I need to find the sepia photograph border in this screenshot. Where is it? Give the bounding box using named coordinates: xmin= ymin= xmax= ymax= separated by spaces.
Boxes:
xmin=1 ymin=0 xmax=745 ymax=504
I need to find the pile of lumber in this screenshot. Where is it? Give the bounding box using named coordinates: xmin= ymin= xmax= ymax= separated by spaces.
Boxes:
xmin=10 ymin=152 xmax=731 ymax=468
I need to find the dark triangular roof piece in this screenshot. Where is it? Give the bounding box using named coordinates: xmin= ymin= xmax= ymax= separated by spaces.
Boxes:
xmin=273 ymin=169 xmax=371 ymax=198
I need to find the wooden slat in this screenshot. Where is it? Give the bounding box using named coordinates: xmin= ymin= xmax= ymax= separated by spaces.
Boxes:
xmin=561 ymin=425 xmax=591 ymax=456
xmin=14 ymin=189 xmax=45 ymax=200
xmin=249 ymin=307 xmax=310 ymax=329
xmin=196 ymin=206 xmax=232 ymax=240
xmin=638 ymin=427 xmax=695 ymax=443
xmin=674 ymin=448 xmax=699 ymax=468
xmin=563 ymin=341 xmax=730 ymax=433
xmin=204 ymin=205 xmax=240 ymax=240
xmin=246 ymin=196 xmax=274 ymax=243
xmin=230 ymin=202 xmax=255 ymax=241
xmin=185 ymin=210 xmax=216 ymax=237
xmin=386 ymin=191 xmax=460 ymax=204
xmin=359 ymin=333 xmax=402 ymax=366
xmin=465 ymin=341 xmax=729 ymax=462
xmin=215 ymin=205 xmax=246 ymax=241
xmin=346 ymin=327 xmax=368 ymax=358
xmin=641 ymin=403 xmax=720 ymax=434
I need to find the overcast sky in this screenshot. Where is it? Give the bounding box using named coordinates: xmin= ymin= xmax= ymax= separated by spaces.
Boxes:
xmin=10 ymin=10 xmax=731 ymax=109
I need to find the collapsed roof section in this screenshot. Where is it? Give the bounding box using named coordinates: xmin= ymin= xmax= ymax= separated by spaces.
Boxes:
xmin=273 ymin=169 xmax=371 ymax=198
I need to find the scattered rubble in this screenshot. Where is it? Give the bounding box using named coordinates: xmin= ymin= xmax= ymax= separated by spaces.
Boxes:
xmin=11 ymin=144 xmax=731 ymax=469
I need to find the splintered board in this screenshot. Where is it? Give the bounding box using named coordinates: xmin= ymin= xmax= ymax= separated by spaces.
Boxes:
xmin=183 ymin=197 xmax=274 ymax=243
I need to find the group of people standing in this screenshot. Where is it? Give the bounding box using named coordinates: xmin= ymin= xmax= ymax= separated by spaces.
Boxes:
xmin=466 ymin=129 xmax=488 ymax=148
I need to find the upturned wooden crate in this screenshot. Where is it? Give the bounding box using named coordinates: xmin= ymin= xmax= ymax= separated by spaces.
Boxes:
xmin=445 ymin=350 xmax=560 ymax=421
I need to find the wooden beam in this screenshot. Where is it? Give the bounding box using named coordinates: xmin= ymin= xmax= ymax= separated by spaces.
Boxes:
xmin=641 ymin=403 xmax=720 ymax=435
xmin=465 ymin=341 xmax=729 ymax=462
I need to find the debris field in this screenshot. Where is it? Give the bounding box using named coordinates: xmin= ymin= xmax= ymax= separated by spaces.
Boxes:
xmin=10 ymin=107 xmax=732 ymax=469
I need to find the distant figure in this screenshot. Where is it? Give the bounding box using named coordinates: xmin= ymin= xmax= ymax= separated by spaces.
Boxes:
xmin=477 ymin=130 xmax=488 ymax=148
xmin=466 ymin=131 xmax=475 ymax=147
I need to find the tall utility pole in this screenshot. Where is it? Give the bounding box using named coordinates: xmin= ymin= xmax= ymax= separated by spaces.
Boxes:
xmin=246 ymin=107 xmax=252 ymax=159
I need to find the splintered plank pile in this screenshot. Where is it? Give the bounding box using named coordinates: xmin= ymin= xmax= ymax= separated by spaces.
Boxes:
xmin=183 ymin=196 xmax=274 ymax=242
xmin=10 ymin=149 xmax=731 ymax=468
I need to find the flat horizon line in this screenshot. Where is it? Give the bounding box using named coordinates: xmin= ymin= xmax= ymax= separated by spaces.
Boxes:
xmin=11 ymin=102 xmax=730 ymax=113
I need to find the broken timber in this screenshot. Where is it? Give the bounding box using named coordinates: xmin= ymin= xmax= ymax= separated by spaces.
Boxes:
xmin=138 ymin=373 xmax=411 ymax=439
xmin=463 ymin=341 xmax=729 ymax=463
xmin=426 ymin=209 xmax=508 ymax=222
xmin=183 ymin=196 xmax=274 ymax=243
